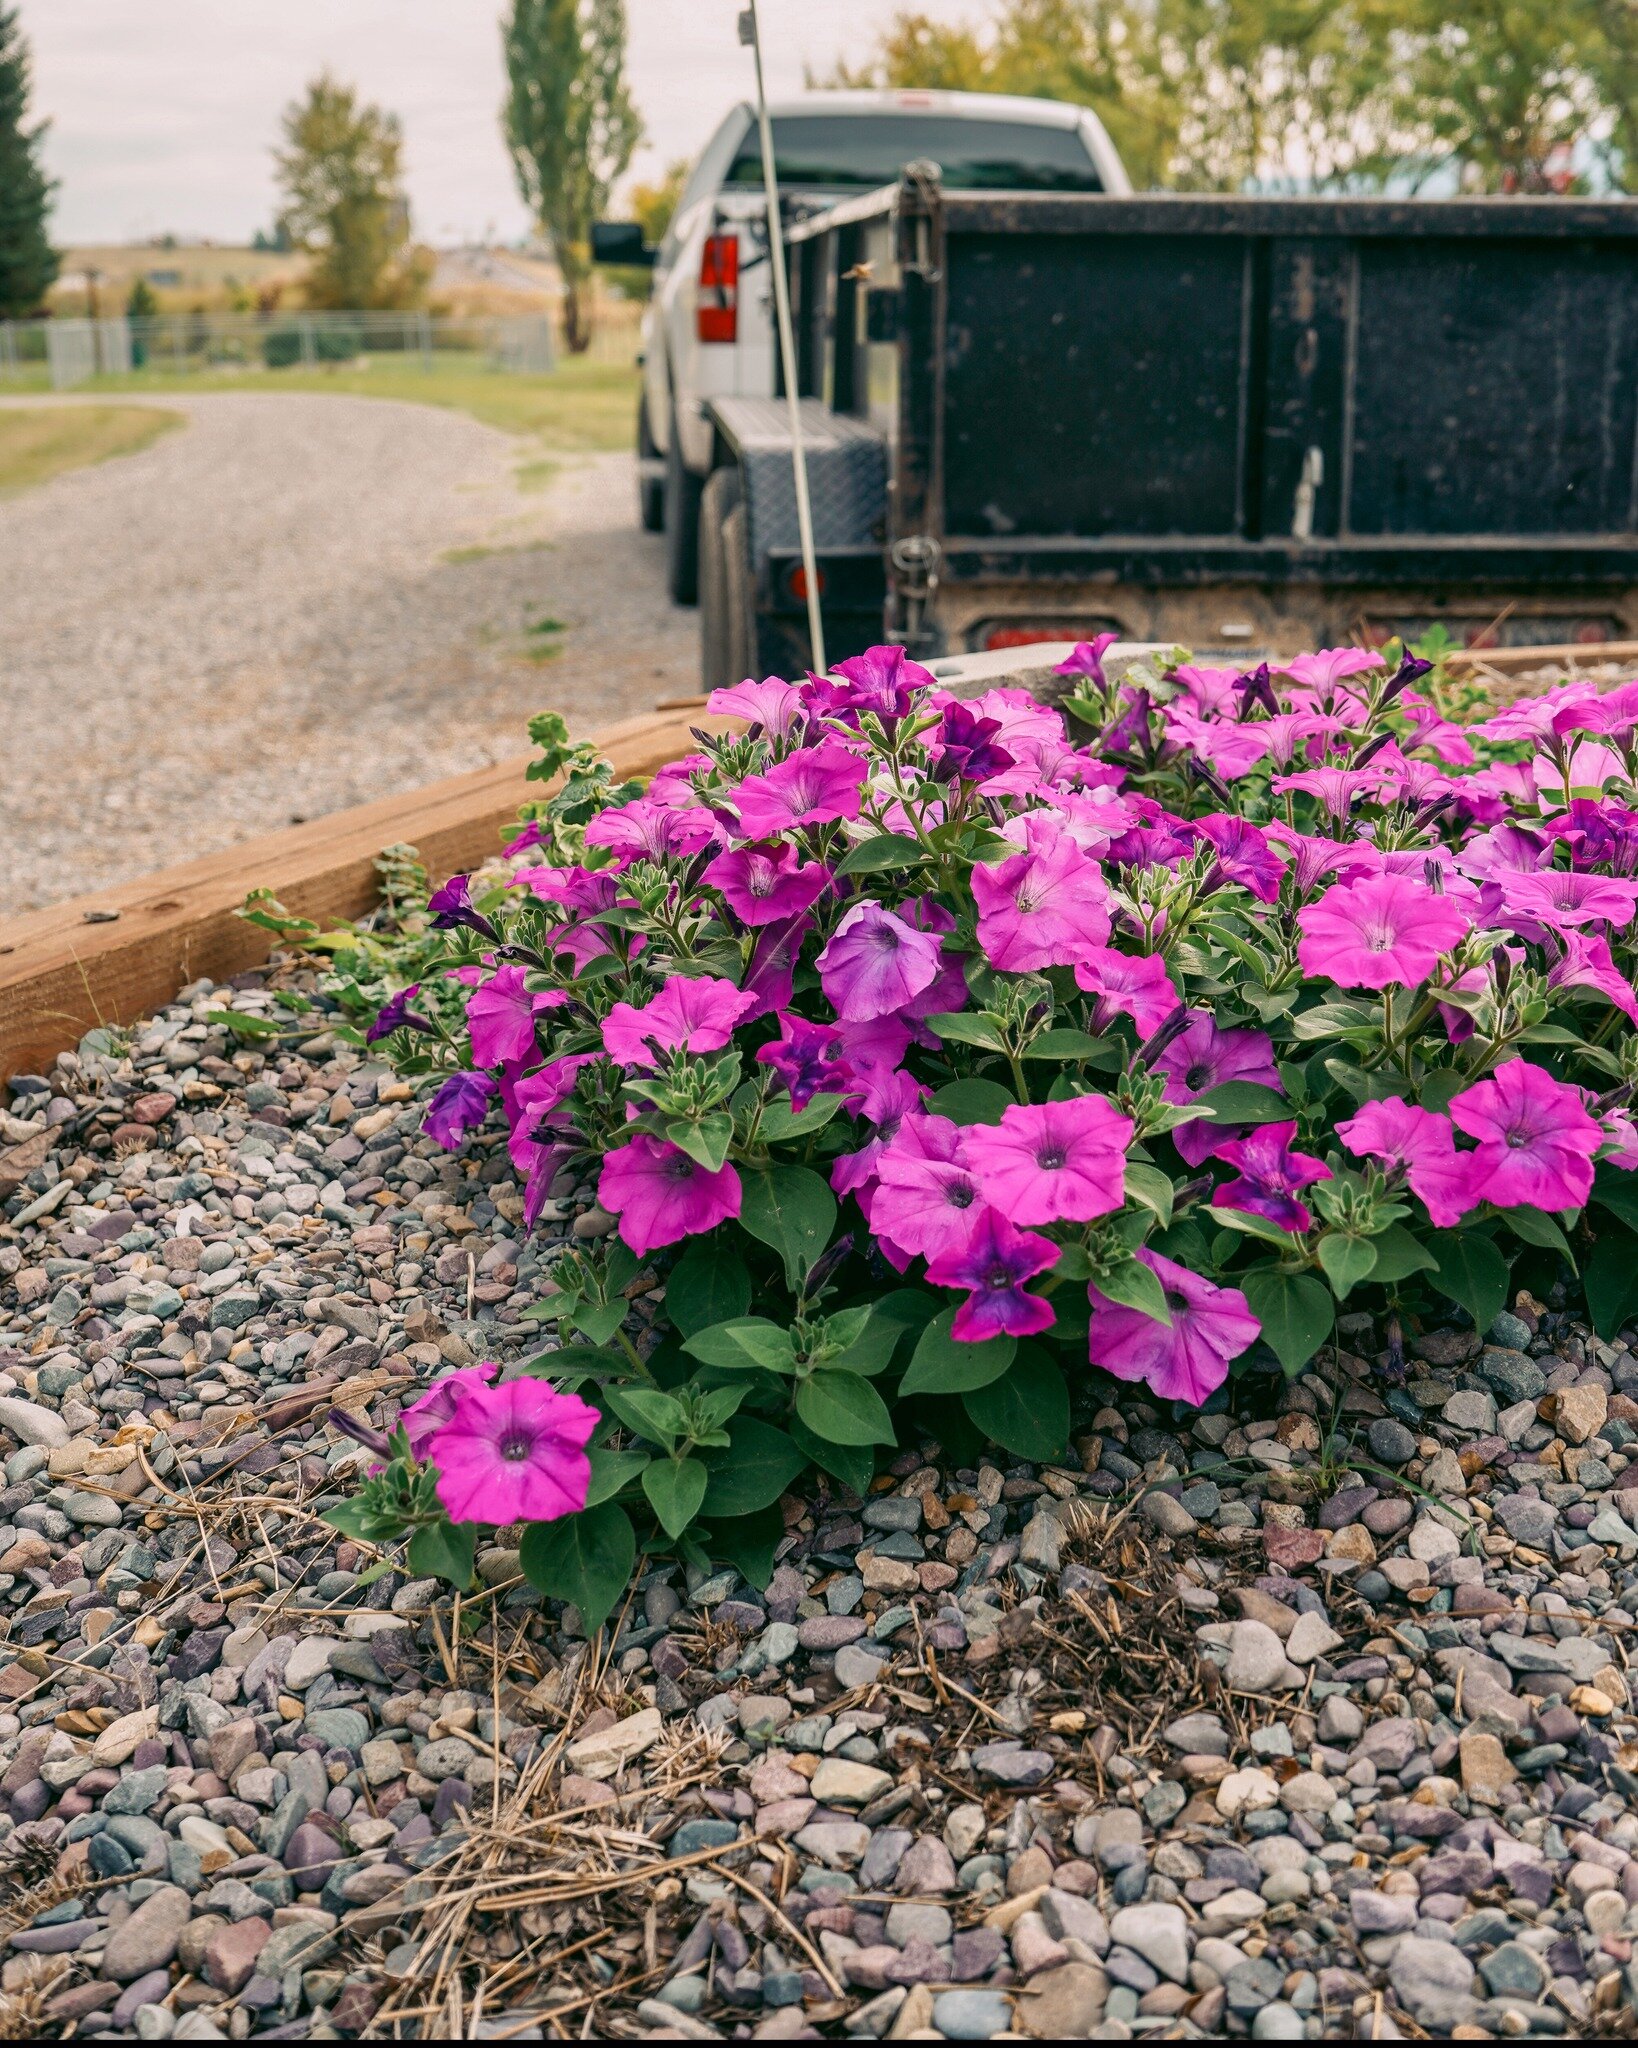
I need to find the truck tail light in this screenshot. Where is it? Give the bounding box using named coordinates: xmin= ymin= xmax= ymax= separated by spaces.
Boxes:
xmin=697 ymin=234 xmax=739 ymax=344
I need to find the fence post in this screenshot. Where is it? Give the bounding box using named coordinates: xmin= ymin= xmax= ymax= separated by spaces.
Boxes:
xmin=301 ymin=315 xmax=315 ymax=368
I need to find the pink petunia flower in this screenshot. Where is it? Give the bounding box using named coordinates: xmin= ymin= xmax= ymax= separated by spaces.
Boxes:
xmin=597 ymin=1135 xmax=743 ymax=1255
xmin=926 ymin=1207 xmax=1058 ymax=1342
xmin=819 ymin=643 xmax=937 ymax=722
xmin=817 ymin=900 xmax=944 ymax=1022
xmin=466 ymin=967 xmax=570 ymax=1071
xmin=708 ymin=675 xmax=806 ymax=739
xmin=1162 ymin=701 xmax=1272 ymax=781
xmin=426 ymin=1377 xmax=597 ymax=1527
xmin=582 ymin=796 xmax=720 ymax=866
xmin=730 ymin=741 xmax=869 ymax=839
xmin=1088 ymin=1248 xmax=1259 ymax=1406
xmin=1276 ymin=646 xmax=1386 ymax=697
xmin=703 ymin=842 xmax=831 ymax=926
xmin=1296 ymin=873 xmax=1469 ymax=990
xmin=1053 ymin=632 xmax=1120 ymax=682
xmin=1547 ymin=931 xmax=1638 ymax=1023
xmin=1335 ymin=1097 xmax=1478 ymax=1227
xmin=602 ymin=975 xmax=757 ymax=1069
xmin=1497 ymin=868 xmax=1638 ymax=933
xmin=971 ymin=816 xmax=1112 ymax=972
xmin=398 ymin=1362 xmax=499 ymax=1461
xmin=1399 ymin=691 xmax=1475 ymax=766
xmin=1210 ymin=1120 xmax=1331 ymax=1233
xmin=965 ymin=1095 xmax=1133 ymax=1225
xmin=1152 ymin=1012 xmax=1282 ymax=1168
xmin=755 ymin=1014 xmax=855 ymax=1109
xmin=872 ymin=1117 xmax=983 ymax=1264
xmin=1073 ymin=947 xmax=1181 ymax=1038
xmin=1448 ymin=1058 xmax=1603 ymax=1211
xmin=502 ymin=1054 xmax=596 ymax=1175
xmin=830 ymin=1070 xmax=931 ymax=1208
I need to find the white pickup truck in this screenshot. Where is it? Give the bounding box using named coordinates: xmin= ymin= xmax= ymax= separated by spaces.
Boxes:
xmin=593 ymin=89 xmax=1129 ymax=605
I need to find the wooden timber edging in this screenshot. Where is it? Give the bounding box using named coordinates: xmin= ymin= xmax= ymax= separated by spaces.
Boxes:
xmin=0 ymin=707 xmax=708 ymax=1086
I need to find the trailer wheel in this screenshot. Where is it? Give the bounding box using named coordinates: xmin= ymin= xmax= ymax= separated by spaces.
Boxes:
xmin=700 ymin=467 xmax=754 ymax=690
xmin=664 ymin=416 xmax=703 ymax=607
xmin=636 ymin=396 xmax=664 ymax=533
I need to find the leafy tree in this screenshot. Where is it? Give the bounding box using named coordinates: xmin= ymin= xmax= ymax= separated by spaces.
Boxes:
xmin=274 ymin=74 xmax=430 ymax=310
xmin=630 ymin=157 xmax=689 ymax=247
xmin=0 ymin=4 xmax=58 ymax=318
xmin=503 ymin=0 xmax=642 ymax=354
xmin=125 ymin=276 xmax=158 ymax=319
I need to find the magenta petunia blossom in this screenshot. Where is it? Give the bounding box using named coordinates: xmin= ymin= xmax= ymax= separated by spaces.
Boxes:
xmin=1547 ymin=931 xmax=1638 ymax=1022
xmin=708 ymin=675 xmax=806 ymax=739
xmin=965 ymin=1095 xmax=1133 ymax=1225
xmin=1152 ymin=1012 xmax=1282 ymax=1168
xmin=1335 ymin=1097 xmax=1477 ymax=1227
xmin=926 ymin=1207 xmax=1058 ymax=1342
xmin=1088 ymin=1249 xmax=1259 ymax=1406
xmin=1053 ymin=631 xmax=1120 ymax=682
xmin=582 ymin=796 xmax=720 ymax=866
xmin=872 ymin=1118 xmax=983 ymax=1264
xmin=755 ymin=1014 xmax=855 ymax=1109
xmin=423 ymin=1071 xmax=498 ymax=1151
xmin=597 ymin=1136 xmax=743 ymax=1255
xmin=1073 ymin=947 xmax=1181 ymax=1038
xmin=466 ymin=966 xmax=569 ymax=1070
xmin=1277 ymin=646 xmax=1386 ymax=696
xmin=426 ymin=1376 xmax=597 ymax=1527
xmin=971 ymin=818 xmax=1112 ymax=972
xmin=729 ymin=741 xmax=869 ymax=839
xmin=1499 ymin=868 xmax=1638 ymax=932
xmin=1210 ymin=1120 xmax=1331 ymax=1233
xmin=817 ymin=900 xmax=944 ymax=1022
xmin=398 ymin=1363 xmax=499 ymax=1461
xmin=820 ymin=643 xmax=938 ymax=722
xmin=703 ymin=842 xmax=831 ymax=926
xmin=1297 ymin=873 xmax=1469 ymax=990
xmin=1195 ymin=814 xmax=1285 ymax=903
xmin=602 ymin=975 xmax=757 ymax=1069
xmin=930 ymin=702 xmax=1015 ymax=785
xmin=1448 ymin=1058 xmax=1603 ymax=1211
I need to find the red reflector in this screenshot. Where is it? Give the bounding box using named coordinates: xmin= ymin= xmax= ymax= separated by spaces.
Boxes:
xmin=789 ymin=564 xmax=826 ymax=601
xmin=698 ymin=234 xmax=739 ymax=344
xmin=985 ymin=625 xmax=1064 ymax=650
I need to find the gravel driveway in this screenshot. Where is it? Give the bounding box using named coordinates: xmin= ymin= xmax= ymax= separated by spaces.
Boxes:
xmin=0 ymin=392 xmax=698 ymax=915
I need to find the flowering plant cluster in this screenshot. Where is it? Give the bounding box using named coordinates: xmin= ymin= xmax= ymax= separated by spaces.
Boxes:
xmin=339 ymin=640 xmax=1638 ymax=1628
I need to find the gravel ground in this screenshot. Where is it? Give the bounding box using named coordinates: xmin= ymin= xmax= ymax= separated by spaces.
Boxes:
xmin=0 ymin=393 xmax=696 ymax=918
xmin=1 ymin=975 xmax=1637 ymax=2041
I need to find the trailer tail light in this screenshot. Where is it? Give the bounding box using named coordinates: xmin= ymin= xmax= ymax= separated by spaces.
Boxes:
xmin=697 ymin=234 xmax=739 ymax=343
xmin=788 ymin=564 xmax=826 ymax=602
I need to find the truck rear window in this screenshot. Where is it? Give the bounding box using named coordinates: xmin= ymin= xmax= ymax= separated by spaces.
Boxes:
xmin=723 ymin=114 xmax=1103 ymax=193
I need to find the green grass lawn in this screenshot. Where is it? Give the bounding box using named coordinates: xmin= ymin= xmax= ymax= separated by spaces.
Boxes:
xmin=0 ymin=352 xmax=639 ymax=454
xmin=0 ymin=402 xmax=184 ymax=496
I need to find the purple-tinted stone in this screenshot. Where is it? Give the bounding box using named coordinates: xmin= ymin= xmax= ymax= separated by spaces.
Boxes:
xmin=712 ymin=1918 xmax=750 ymax=1970
xmin=1419 ymin=1850 xmax=1491 ymax=1895
xmin=111 ymin=1970 xmax=173 ymax=2029
xmin=883 ymin=1937 xmax=952 ymax=1986
xmin=1362 ymin=1497 xmax=1414 ymax=1538
xmin=169 ymin=1629 xmax=229 ymax=1682
xmin=1318 ymin=1486 xmax=1379 ymax=1530
xmin=651 ymin=1637 xmax=689 ymax=1680
xmin=764 ymin=1565 xmax=805 ymax=1626
xmin=951 ymin=1927 xmax=1005 ymax=1979
xmin=1507 ymin=1864 xmax=1554 ymax=1907
xmin=896 ymin=1835 xmax=958 ymax=1894
xmin=130 ymin=1740 xmax=169 ymax=1771
xmin=239 ymin=1975 xmax=283 ymax=2011
xmin=1563 ymin=1503 xmax=1596 ymax=1529
xmin=9 ymin=1780 xmax=51 ymax=1824
xmin=430 ymin=1779 xmax=471 ymax=1828
xmin=972 ymin=1744 xmax=1053 ymax=1787
xmin=282 ymin=1821 xmax=341 ymax=1891
xmin=393 ymin=1811 xmax=434 ymax=1848
xmin=715 ymin=1600 xmax=764 ymax=1633
xmin=10 ymin=1921 xmax=97 ymax=1953
xmin=797 ymin=1615 xmax=866 ymax=1650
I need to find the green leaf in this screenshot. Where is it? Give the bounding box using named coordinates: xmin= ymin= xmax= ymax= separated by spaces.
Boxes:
xmin=1089 ymin=1254 xmax=1172 ymax=1324
xmin=1213 ymin=1206 xmax=1303 ymax=1248
xmin=664 ymin=1236 xmax=752 ymax=1339
xmin=1023 ymin=1028 xmax=1111 ymax=1061
xmin=584 ymin=1445 xmax=652 ymax=1508
xmin=898 ymin=1304 xmax=1016 ymax=1395
xmin=759 ymin=1092 xmax=847 ymax=1142
xmin=831 ymin=1289 xmax=936 ymax=1376
xmin=706 ymin=1504 xmax=784 ymax=1589
xmin=929 ymin=1078 xmax=1013 ymax=1126
xmin=642 ymin=1457 xmax=708 ymax=1539
xmin=925 ymin=1011 xmax=1009 ymax=1051
xmin=1593 ymin=1170 xmax=1638 ymax=1235
xmin=835 ymin=833 xmax=929 ymax=877
xmin=699 ymin=1418 xmax=808 ymax=1516
xmin=739 ymin=1165 xmax=837 ymax=1293
xmin=789 ymin=1416 xmax=876 ymax=1497
xmin=1241 ymin=1268 xmax=1335 ymax=1376
xmin=1586 ymin=1225 xmax=1638 ymax=1340
xmin=1425 ymin=1229 xmax=1510 ymax=1335
xmin=1418 ymin=1069 xmax=1468 ymax=1114
xmin=1193 ymin=1081 xmax=1290 ymax=1125
xmin=1499 ymin=1203 xmax=1577 ymax=1270
xmin=665 ymin=1113 xmax=734 ymax=1173
xmin=962 ymin=1343 xmax=1069 ymax=1461
xmin=794 ymin=1368 xmax=896 ymax=1446
xmin=683 ymin=1317 xmax=797 ymax=1374
xmin=1363 ymin=1222 xmax=1437 ymax=1285
xmin=1289 ymin=1000 xmax=1379 ymax=1043
xmin=1316 ymin=1231 xmax=1378 ymax=1300
xmin=572 ymin=1299 xmax=629 ymax=1346
xmin=1123 ymin=1161 xmax=1175 ymax=1229
xmin=407 ymin=1519 xmax=477 ymax=1590
xmin=604 ymin=1385 xmax=688 ymax=1447
xmin=320 ymin=1501 xmax=376 ymax=1542
xmin=520 ymin=1503 xmax=636 ymax=1637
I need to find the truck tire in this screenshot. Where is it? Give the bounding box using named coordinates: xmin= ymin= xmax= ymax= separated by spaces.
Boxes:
xmin=700 ymin=467 xmax=755 ymax=690
xmin=636 ymin=396 xmax=664 ymax=533
xmin=664 ymin=418 xmax=703 ymax=607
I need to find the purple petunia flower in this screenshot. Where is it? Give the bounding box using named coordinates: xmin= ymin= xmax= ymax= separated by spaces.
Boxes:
xmin=1210 ymin=1120 xmax=1331 ymax=1233
xmin=1448 ymin=1058 xmax=1603 ymax=1212
xmin=817 ymin=900 xmax=944 ymax=1023
xmin=428 ymin=874 xmax=497 ymax=939
xmin=1195 ymin=814 xmax=1286 ymax=903
xmin=366 ymin=983 xmax=436 ymax=1044
xmin=708 ymin=675 xmax=807 ymax=739
xmin=583 ymin=796 xmax=720 ymax=867
xmin=466 ymin=966 xmax=569 ymax=1070
xmin=819 ymin=644 xmax=937 ymax=723
xmin=1335 ymin=1098 xmax=1478 ymax=1228
xmin=1073 ymin=948 xmax=1181 ymax=1038
xmin=926 ymin=1207 xmax=1057 ymax=1342
xmin=1152 ymin=1013 xmax=1281 ymax=1168
xmin=729 ymin=741 xmax=870 ymax=841
xmin=971 ymin=817 xmax=1111 ymax=973
xmin=755 ymin=1014 xmax=855 ymax=1110
xmin=1089 ymin=1249 xmax=1259 ymax=1406
xmin=930 ymin=702 xmax=1016 ymax=785
xmin=597 ymin=1135 xmax=742 ymax=1255
xmin=423 ymin=1071 xmax=498 ymax=1151
xmin=1053 ymin=632 xmax=1120 ymax=683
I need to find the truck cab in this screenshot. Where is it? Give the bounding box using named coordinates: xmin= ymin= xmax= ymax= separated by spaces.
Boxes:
xmin=617 ymin=90 xmax=1128 ymax=604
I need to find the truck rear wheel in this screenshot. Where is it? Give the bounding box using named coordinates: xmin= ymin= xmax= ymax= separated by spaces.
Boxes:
xmin=699 ymin=467 xmax=755 ymax=689
xmin=637 ymin=396 xmax=664 ymax=533
xmin=664 ymin=418 xmax=703 ymax=606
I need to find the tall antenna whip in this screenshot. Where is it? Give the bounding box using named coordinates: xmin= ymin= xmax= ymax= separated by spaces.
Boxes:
xmin=739 ymin=0 xmax=826 ymax=675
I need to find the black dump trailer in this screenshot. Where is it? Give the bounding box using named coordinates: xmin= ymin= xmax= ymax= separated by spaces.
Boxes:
xmin=696 ymin=173 xmax=1638 ymax=682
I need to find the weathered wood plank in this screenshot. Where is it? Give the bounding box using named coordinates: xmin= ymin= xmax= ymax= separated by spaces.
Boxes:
xmin=0 ymin=708 xmax=703 ymax=1083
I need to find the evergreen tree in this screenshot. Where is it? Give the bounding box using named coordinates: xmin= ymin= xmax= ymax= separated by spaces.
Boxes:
xmin=503 ymin=0 xmax=641 ymax=354
xmin=0 ymin=4 xmax=58 ymax=318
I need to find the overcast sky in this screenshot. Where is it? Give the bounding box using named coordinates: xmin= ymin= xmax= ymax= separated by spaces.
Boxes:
xmin=23 ymin=1 xmax=994 ymax=247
